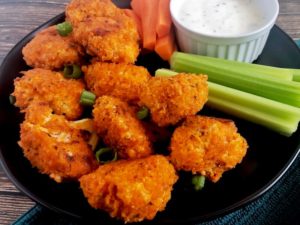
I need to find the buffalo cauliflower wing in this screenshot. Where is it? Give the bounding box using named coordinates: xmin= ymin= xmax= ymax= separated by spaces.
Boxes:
xmin=12 ymin=68 xmax=84 ymax=120
xmin=19 ymin=102 xmax=98 ymax=183
xmin=80 ymin=155 xmax=178 ymax=223
xmin=22 ymin=26 xmax=83 ymax=70
xmin=169 ymin=116 xmax=248 ymax=182
xmin=93 ymin=96 xmax=153 ymax=159
xmin=140 ymin=74 xmax=208 ymax=127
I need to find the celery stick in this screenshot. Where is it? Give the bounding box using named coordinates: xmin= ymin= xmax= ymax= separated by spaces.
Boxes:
xmin=291 ymin=69 xmax=300 ymax=82
xmin=207 ymin=96 xmax=298 ymax=137
xmin=171 ymin=52 xmax=293 ymax=81
xmin=155 ymin=69 xmax=300 ymax=136
xmin=155 ymin=68 xmax=178 ymax=77
xmin=171 ymin=52 xmax=300 ymax=108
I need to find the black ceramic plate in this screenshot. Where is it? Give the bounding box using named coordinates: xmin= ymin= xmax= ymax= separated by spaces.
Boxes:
xmin=1 ymin=3 xmax=300 ymax=225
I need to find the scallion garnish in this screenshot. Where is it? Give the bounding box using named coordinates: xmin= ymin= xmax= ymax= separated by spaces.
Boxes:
xmin=63 ymin=64 xmax=82 ymax=79
xmin=9 ymin=95 xmax=16 ymax=105
xmin=95 ymin=147 xmax=117 ymax=164
xmin=136 ymin=106 xmax=149 ymax=120
xmin=192 ymin=175 xmax=205 ymax=191
xmin=56 ymin=21 xmax=73 ymax=37
xmin=80 ymin=90 xmax=96 ymax=106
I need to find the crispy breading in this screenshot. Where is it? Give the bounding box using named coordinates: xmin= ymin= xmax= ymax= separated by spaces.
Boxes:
xmin=93 ymin=96 xmax=153 ymax=159
xmin=19 ymin=102 xmax=98 ymax=183
xmin=66 ymin=0 xmax=120 ymax=25
xmin=140 ymin=74 xmax=209 ymax=127
xmin=66 ymin=0 xmax=140 ymax=63
xmin=12 ymin=68 xmax=84 ymax=120
xmin=22 ymin=26 xmax=83 ymax=70
xmin=82 ymin=62 xmax=151 ymax=104
xmin=72 ymin=14 xmax=140 ymax=63
xmin=80 ymin=155 xmax=178 ymax=223
xmin=169 ymin=116 xmax=248 ymax=182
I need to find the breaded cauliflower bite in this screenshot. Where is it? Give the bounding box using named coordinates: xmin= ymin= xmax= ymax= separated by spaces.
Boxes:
xmin=12 ymin=68 xmax=84 ymax=120
xmin=170 ymin=116 xmax=248 ymax=182
xmin=19 ymin=102 xmax=98 ymax=183
xmin=72 ymin=14 xmax=139 ymax=63
xmin=22 ymin=26 xmax=83 ymax=70
xmin=83 ymin=62 xmax=151 ymax=104
xmin=80 ymin=155 xmax=178 ymax=223
xmin=140 ymin=74 xmax=208 ymax=127
xmin=93 ymin=96 xmax=152 ymax=159
xmin=66 ymin=0 xmax=120 ymax=25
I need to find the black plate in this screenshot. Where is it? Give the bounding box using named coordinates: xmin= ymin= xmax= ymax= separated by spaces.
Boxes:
xmin=1 ymin=4 xmax=300 ymax=225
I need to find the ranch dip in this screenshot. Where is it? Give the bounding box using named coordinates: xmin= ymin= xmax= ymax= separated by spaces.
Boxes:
xmin=178 ymin=0 xmax=267 ymax=36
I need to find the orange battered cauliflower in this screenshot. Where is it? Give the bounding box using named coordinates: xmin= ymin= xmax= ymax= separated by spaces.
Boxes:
xmin=12 ymin=68 xmax=84 ymax=120
xmin=93 ymin=96 xmax=153 ymax=159
xmin=72 ymin=15 xmax=139 ymax=63
xmin=19 ymin=102 xmax=98 ymax=183
xmin=140 ymin=74 xmax=208 ymax=127
xmin=80 ymin=155 xmax=178 ymax=223
xmin=22 ymin=26 xmax=83 ymax=70
xmin=83 ymin=62 xmax=151 ymax=104
xmin=169 ymin=116 xmax=248 ymax=182
xmin=66 ymin=0 xmax=121 ymax=25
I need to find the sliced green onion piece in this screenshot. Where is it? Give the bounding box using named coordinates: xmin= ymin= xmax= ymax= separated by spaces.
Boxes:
xmin=63 ymin=64 xmax=82 ymax=79
xmin=9 ymin=95 xmax=16 ymax=105
xmin=80 ymin=90 xmax=96 ymax=106
xmin=95 ymin=147 xmax=117 ymax=164
xmin=137 ymin=106 xmax=149 ymax=120
xmin=56 ymin=21 xmax=73 ymax=36
xmin=192 ymin=175 xmax=205 ymax=191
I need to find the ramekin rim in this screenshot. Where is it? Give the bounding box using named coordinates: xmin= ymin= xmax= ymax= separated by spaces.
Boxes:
xmin=170 ymin=0 xmax=280 ymax=39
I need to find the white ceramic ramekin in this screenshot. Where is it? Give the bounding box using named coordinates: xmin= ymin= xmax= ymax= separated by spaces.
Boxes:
xmin=170 ymin=0 xmax=280 ymax=62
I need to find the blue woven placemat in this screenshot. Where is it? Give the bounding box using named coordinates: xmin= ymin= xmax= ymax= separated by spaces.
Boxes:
xmin=12 ymin=41 xmax=300 ymax=225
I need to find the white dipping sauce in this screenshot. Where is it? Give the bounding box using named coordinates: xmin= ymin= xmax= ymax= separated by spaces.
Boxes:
xmin=178 ymin=0 xmax=267 ymax=35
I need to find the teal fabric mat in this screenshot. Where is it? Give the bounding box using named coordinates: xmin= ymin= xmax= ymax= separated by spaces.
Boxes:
xmin=12 ymin=41 xmax=300 ymax=225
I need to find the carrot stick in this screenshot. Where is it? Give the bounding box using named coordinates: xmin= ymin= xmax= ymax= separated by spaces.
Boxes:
xmin=130 ymin=0 xmax=142 ymax=17
xmin=124 ymin=9 xmax=142 ymax=38
xmin=156 ymin=0 xmax=172 ymax=38
xmin=155 ymin=31 xmax=176 ymax=61
xmin=139 ymin=0 xmax=159 ymax=50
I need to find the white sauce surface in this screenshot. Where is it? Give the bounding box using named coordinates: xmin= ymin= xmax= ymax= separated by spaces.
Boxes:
xmin=178 ymin=0 xmax=267 ymax=35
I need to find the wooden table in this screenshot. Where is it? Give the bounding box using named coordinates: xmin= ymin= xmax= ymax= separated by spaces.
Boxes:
xmin=0 ymin=0 xmax=300 ymax=224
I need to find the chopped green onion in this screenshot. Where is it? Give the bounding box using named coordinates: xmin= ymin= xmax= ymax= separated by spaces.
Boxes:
xmin=9 ymin=95 xmax=16 ymax=105
xmin=56 ymin=21 xmax=73 ymax=36
xmin=137 ymin=106 xmax=149 ymax=120
xmin=80 ymin=90 xmax=96 ymax=106
xmin=95 ymin=147 xmax=117 ymax=164
xmin=155 ymin=69 xmax=300 ymax=136
xmin=171 ymin=52 xmax=300 ymax=107
xmin=192 ymin=175 xmax=205 ymax=191
xmin=63 ymin=64 xmax=82 ymax=79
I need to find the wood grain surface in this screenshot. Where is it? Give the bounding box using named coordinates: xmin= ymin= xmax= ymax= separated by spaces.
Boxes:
xmin=0 ymin=0 xmax=300 ymax=224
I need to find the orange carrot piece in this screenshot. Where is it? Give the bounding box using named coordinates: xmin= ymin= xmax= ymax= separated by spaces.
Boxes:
xmin=156 ymin=0 xmax=172 ymax=38
xmin=140 ymin=0 xmax=159 ymax=50
xmin=124 ymin=9 xmax=142 ymax=38
xmin=155 ymin=31 xmax=176 ymax=61
xmin=130 ymin=0 xmax=142 ymax=18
